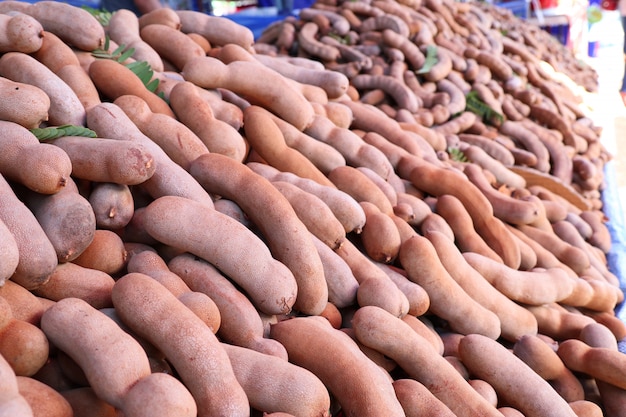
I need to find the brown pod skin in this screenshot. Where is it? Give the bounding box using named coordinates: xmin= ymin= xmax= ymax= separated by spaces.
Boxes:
xmin=352 ymin=306 xmax=502 ymax=417
xmin=0 ymin=281 xmax=43 ymax=325
xmin=17 ymin=376 xmax=72 ymax=417
xmin=71 ymin=229 xmax=127 ymax=276
xmin=580 ymin=210 xmax=612 ymax=254
xmin=0 ymin=76 xmax=49 ymax=129
xmin=32 ymin=262 xmax=115 ymax=309
xmin=0 ymin=354 xmax=34 ymax=417
xmin=0 ymin=174 xmax=57 ymax=290
xmin=0 ymin=121 xmax=72 ymax=195
xmin=513 ymin=334 xmax=584 ymax=402
xmin=392 ymin=378 xmax=457 ymax=417
xmin=107 ymin=10 xmax=164 ymax=73
xmin=60 ymin=387 xmax=117 ymax=417
xmin=143 ymin=196 xmax=297 ymax=316
xmin=270 ymin=315 xmax=406 ymax=417
xmin=399 ymin=235 xmax=502 ymax=339
xmin=140 ymin=24 xmax=205 ymax=71
xmin=525 ymin=303 xmax=595 ymax=341
xmin=0 ymin=12 xmax=43 ymax=54
xmin=189 ymin=153 xmax=328 ymax=316
xmin=376 ymin=263 xmax=431 ymax=317
xmin=0 ymin=52 xmax=85 ymax=126
xmin=0 ymin=296 xmax=49 ymax=377
xmin=114 ymin=94 xmax=209 ymax=170
xmin=112 ymin=272 xmax=249 ymax=417
xmin=88 ymin=182 xmax=134 ymax=230
xmin=458 ymin=334 xmax=578 ymax=417
xmin=17 ymin=178 xmax=96 ymax=263
xmin=557 ymin=339 xmax=626 ymax=390
xmin=176 ymin=10 xmax=254 ymax=49
xmin=169 ymin=81 xmax=247 ymax=162
xmin=358 ymin=201 xmax=402 ymax=263
xmin=426 ymin=230 xmax=538 ymax=342
xmin=169 ymin=253 xmax=288 ymax=359
xmin=327 ymin=165 xmax=395 ymax=215
xmin=222 ymin=343 xmax=331 ymax=417
xmin=0 ymin=218 xmax=19 ymax=286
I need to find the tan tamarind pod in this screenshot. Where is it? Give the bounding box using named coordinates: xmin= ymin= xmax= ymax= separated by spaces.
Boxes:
xmin=169 ymin=253 xmax=288 ymax=359
xmin=0 ymin=296 xmax=50 ymax=377
xmin=579 ymin=210 xmax=612 ymax=254
xmin=17 ymin=178 xmax=96 ymax=263
xmin=143 ymin=195 xmax=297 ymax=316
xmin=376 ymin=262 xmax=431 ymax=317
xmin=0 ymin=218 xmax=19 ymax=287
xmin=0 ymin=174 xmax=56 ymax=290
xmin=108 ymin=9 xmax=164 ymax=73
xmin=112 ymin=272 xmax=247 ymax=417
xmin=399 ymin=235 xmax=502 ymax=339
xmin=247 ymin=162 xmax=366 ymax=234
xmin=140 ymin=23 xmax=205 ymax=72
xmin=270 ymin=315 xmax=406 ymax=417
xmin=169 ymin=80 xmax=246 ymax=162
xmin=222 ymin=343 xmax=331 ymax=417
xmin=458 ymin=333 xmax=578 ymax=417
xmin=114 ymin=94 xmax=209 ymax=170
xmin=176 ymin=9 xmax=253 ymax=49
xmin=419 ymin=212 xmax=455 ymax=241
xmin=352 ymin=306 xmax=502 ymax=417
xmin=189 ymin=153 xmax=328 ymax=316
xmin=0 ymin=280 xmax=43 ymax=325
xmin=60 ymin=387 xmax=117 ymax=417
xmin=88 ymin=182 xmax=134 ymax=230
xmin=0 ymin=52 xmax=85 ymax=126
xmin=557 ymin=338 xmax=626 ymax=390
xmin=31 ymin=262 xmax=115 ymax=309
xmin=0 ymin=76 xmax=49 ymax=129
xmin=71 ymin=229 xmax=127 ymax=276
xmin=512 ymin=334 xmax=585 ymax=402
xmin=426 ymin=230 xmax=537 ymax=342
xmin=271 ymin=180 xmax=345 ymax=250
xmin=328 ymin=165 xmax=395 ymax=215
xmin=182 ymin=55 xmax=314 ymax=130
xmin=392 ymin=378 xmax=457 ymax=417
xmin=17 ymin=376 xmax=73 ymax=417
xmin=0 ymin=12 xmax=43 ymax=54
xmin=0 ymin=353 xmax=33 ymax=417
xmin=358 ymin=201 xmax=402 ymax=263
xmin=243 ymin=106 xmax=335 ymax=186
xmin=0 ymin=120 xmax=72 ymax=195
xmin=525 ymin=303 xmax=595 ymax=341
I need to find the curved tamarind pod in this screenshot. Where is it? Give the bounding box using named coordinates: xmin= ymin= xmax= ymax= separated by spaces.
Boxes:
xmin=327 ymin=165 xmax=395 ymax=215
xmin=176 ymin=9 xmax=253 ymax=49
xmin=0 ymin=76 xmax=49 ymax=129
xmin=107 ymin=9 xmax=164 ymax=72
xmin=558 ymin=339 xmax=626 ymax=390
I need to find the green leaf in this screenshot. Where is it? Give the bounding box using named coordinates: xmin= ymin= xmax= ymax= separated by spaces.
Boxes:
xmin=31 ymin=125 xmax=97 ymax=141
xmin=81 ymin=6 xmax=112 ymax=26
xmin=416 ymin=45 xmax=438 ymax=75
xmin=447 ymin=146 xmax=468 ymax=163
xmin=465 ymin=91 xmax=504 ymax=125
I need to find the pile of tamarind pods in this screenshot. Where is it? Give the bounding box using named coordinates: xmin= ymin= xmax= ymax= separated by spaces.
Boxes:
xmin=0 ymin=0 xmax=624 ymax=416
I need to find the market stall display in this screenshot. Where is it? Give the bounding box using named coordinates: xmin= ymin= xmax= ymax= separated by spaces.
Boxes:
xmin=0 ymin=0 xmax=624 ymax=416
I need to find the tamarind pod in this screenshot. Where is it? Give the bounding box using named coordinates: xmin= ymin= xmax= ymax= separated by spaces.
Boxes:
xmin=380 ymin=28 xmax=425 ymax=70
xmin=376 ymin=262 xmax=430 ymax=317
xmin=138 ymin=7 xmax=181 ymax=29
xmin=108 ymin=9 xmax=164 ymax=73
xmin=0 ymin=76 xmax=49 ymax=129
xmin=168 ymin=253 xmax=288 ymax=358
xmin=140 ymin=24 xmax=205 ymax=72
xmin=114 ymin=93 xmax=210 ymax=170
xmin=499 ymin=120 xmax=551 ymax=173
xmin=504 ymin=221 xmax=540 ymax=270
xmin=399 ymin=235 xmax=501 ymax=338
xmin=271 ymin=180 xmax=345 ymax=250
xmin=113 ymin=273 xmax=247 ymax=416
xmin=579 ymin=210 xmax=612 ymax=253
xmin=501 ymin=95 xmax=525 ymax=121
xmin=426 ymin=230 xmax=538 ymax=341
xmin=59 ymin=387 xmax=117 ymax=417
xmin=182 ymin=56 xmax=314 ymax=131
xmin=353 ymin=306 xmax=502 ymax=417
xmin=351 ymin=73 xmax=419 ymax=112
xmin=254 ymin=53 xmax=348 ymax=99
xmin=396 ymin=191 xmax=432 ymax=226
xmin=419 ymin=212 xmax=455 ymax=241
xmin=49 ymin=136 xmax=155 ymax=185
xmin=244 ymin=106 xmax=334 ymax=186
xmin=557 ymin=338 xmax=626 ymax=390
xmin=505 ymin=223 xmax=569 ymax=270
xmin=565 ymin=211 xmax=594 ymax=239
xmin=0 ymin=52 xmax=84 ymax=126
xmin=176 ymin=10 xmax=253 ymax=49
xmin=143 ymin=196 xmax=297 ymax=315
xmin=212 ymin=198 xmax=252 ymax=229
xmin=88 ymin=59 xmax=175 ymax=118
xmin=460 ymin=143 xmax=526 ymax=188
xmin=516 ymin=224 xmax=591 ymax=276
xmin=0 ymin=281 xmax=42 ymax=325
xmin=88 ymin=182 xmax=134 ymax=231
xmin=432 ymin=111 xmax=477 ymax=136
xmin=0 ymin=174 xmax=56 ymax=290
xmin=397 ymin=155 xmax=521 ymax=268
xmin=327 ymin=165 xmax=395 ymax=215
xmin=25 ymin=1 xmax=105 ymax=50
xmin=222 ymin=342 xmax=331 ymax=417
xmin=392 ymin=378 xmax=457 ymax=417
xmin=437 ymin=76 xmax=467 ymax=115
xmin=270 ymin=315 xmax=406 ymax=417
xmin=512 ymin=334 xmax=585 ymax=402
xmin=269 ymin=113 xmax=346 ymax=174
xmin=552 ymin=220 xmax=613 ymax=279
xmin=189 ymin=153 xmax=327 ymax=315
xmin=357 ymin=166 xmax=398 ymax=207
xmin=17 ymin=178 xmax=95 ymax=263
xmin=55 ymin=63 xmax=102 ymax=113
xmin=0 ymin=354 xmax=33 ymax=417
xmin=297 ymin=22 xmax=341 ymax=61
xmin=32 ymin=262 xmax=114 ymax=309
xmin=459 ymin=333 xmax=578 ymax=417
xmin=126 ymin=250 xmax=191 ymax=297
xmin=399 ymin=121 xmax=447 ymax=152
xmin=335 ymin=239 xmax=408 ymax=317
xmin=86 ymin=102 xmax=215 ymax=207
xmin=247 ymin=162 xmax=366 ymax=234
xmin=305 ymin=113 xmax=396 ymax=180
xmin=0 ymin=12 xmax=42 ymax=54
xmin=519 ymin=119 xmax=573 ymax=183
xmin=358 ymin=201 xmax=402 ymax=263
xmin=71 ymin=229 xmax=126 ymax=276
xmin=527 ymin=303 xmax=597 ymax=341
xmin=463 ymin=163 xmax=541 ymax=226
